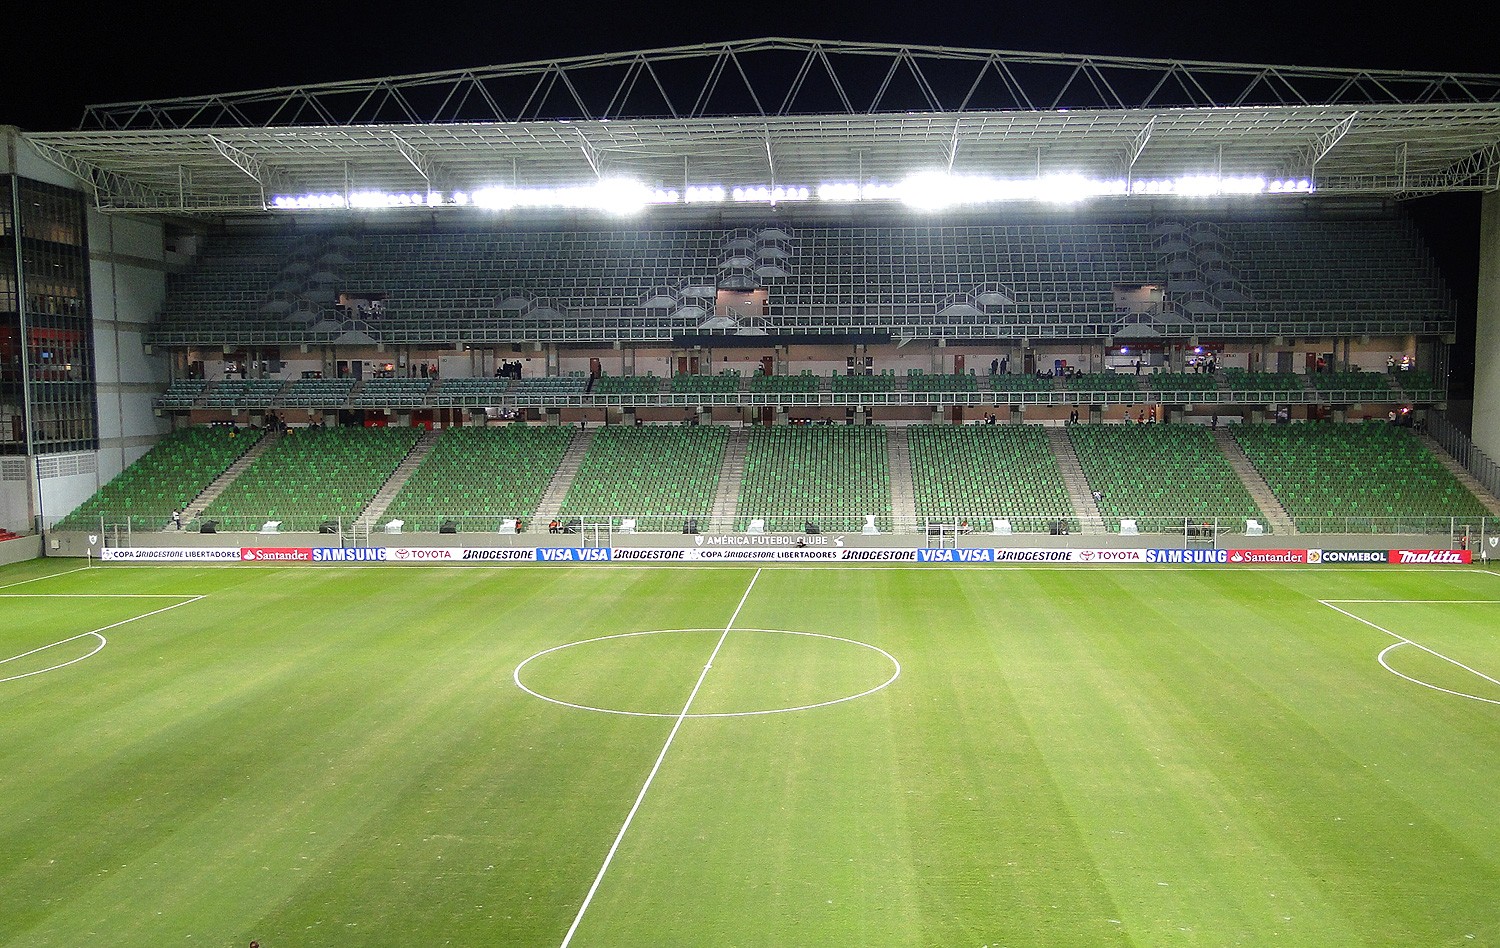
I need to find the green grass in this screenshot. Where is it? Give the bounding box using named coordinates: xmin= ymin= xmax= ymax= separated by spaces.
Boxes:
xmin=3 ymin=558 xmax=1500 ymax=945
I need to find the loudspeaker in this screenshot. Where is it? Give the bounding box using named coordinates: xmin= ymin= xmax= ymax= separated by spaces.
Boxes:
xmin=318 ymin=520 xmax=338 ymax=534
xmin=804 ymin=521 xmax=820 ymax=535
xmin=439 ymin=520 xmax=459 ymax=534
xmin=199 ymin=521 xmax=217 ymax=534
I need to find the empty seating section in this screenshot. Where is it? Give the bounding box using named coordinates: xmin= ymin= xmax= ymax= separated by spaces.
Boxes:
xmin=671 ymin=371 xmax=741 ymax=395
xmin=202 ymin=378 xmax=284 ymax=408
xmin=1310 ymin=371 xmax=1394 ymax=396
xmin=831 ymin=372 xmax=897 ymax=394
xmin=432 ymin=378 xmax=513 ymax=406
xmin=990 ymin=374 xmax=1055 ymax=393
xmin=382 ymin=426 xmax=572 ymax=531
xmin=281 ymin=377 xmax=356 ymax=408
xmin=737 ymin=426 xmax=891 ymax=533
xmin=1147 ymin=372 xmax=1217 ymax=392
xmin=906 ymin=371 xmax=978 ymax=393
xmin=592 ymin=374 xmax=661 ymax=395
xmin=750 ymin=371 xmax=822 ymax=394
xmin=56 ymin=427 xmax=262 ymax=531
xmin=147 ymin=220 xmax=1451 ymax=348
xmin=352 ymin=378 xmax=432 ymax=407
xmin=1220 ymin=370 xmax=1306 ymax=394
xmin=1069 ymin=424 xmax=1263 ymax=532
xmin=908 ymin=426 xmax=1073 ymax=530
xmin=559 ymin=426 xmax=728 ymax=531
xmin=1065 ymin=372 xmax=1140 ymax=392
xmin=1392 ymin=370 xmax=1437 ymax=392
xmin=1231 ymin=423 xmax=1487 ymax=530
xmin=201 ymin=426 xmax=421 ymax=531
xmin=156 ymin=379 xmax=207 ymax=408
xmin=512 ymin=374 xmax=588 ymax=399
xmin=1201 ymin=219 xmax=1449 ymax=333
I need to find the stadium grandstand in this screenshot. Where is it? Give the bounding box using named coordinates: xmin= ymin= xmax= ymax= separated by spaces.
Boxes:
xmin=2 ymin=36 xmax=1500 ymax=553
xmin=11 ymin=34 xmax=1500 ymax=948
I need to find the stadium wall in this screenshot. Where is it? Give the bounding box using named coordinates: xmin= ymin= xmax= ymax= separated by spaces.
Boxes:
xmin=0 ymin=129 xmax=169 ymax=528
xmin=1476 ymin=191 xmax=1500 ymax=461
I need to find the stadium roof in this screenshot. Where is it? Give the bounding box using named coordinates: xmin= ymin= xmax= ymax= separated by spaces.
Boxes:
xmin=22 ymin=38 xmax=1500 ymax=215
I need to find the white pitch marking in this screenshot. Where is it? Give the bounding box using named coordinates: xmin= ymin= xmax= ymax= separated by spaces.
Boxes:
xmin=514 ymin=627 xmax=901 ymax=718
xmin=1323 ymin=599 xmax=1500 ymax=604
xmin=1320 ymin=600 xmax=1500 ymax=707
xmin=0 ymin=565 xmax=92 ymax=590
xmin=0 ymin=596 xmax=205 ymax=684
xmin=557 ymin=568 xmax=762 ymax=948
xmin=1377 ymin=642 xmax=1500 ymax=707
xmin=0 ymin=594 xmax=204 ymax=599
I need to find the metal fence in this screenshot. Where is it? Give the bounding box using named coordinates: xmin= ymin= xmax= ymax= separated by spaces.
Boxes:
xmin=1427 ymin=410 xmax=1500 ymax=502
xmin=58 ymin=512 xmax=1500 ymax=547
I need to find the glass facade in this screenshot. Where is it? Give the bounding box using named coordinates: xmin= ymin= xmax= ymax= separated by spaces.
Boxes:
xmin=0 ymin=177 xmax=96 ymax=455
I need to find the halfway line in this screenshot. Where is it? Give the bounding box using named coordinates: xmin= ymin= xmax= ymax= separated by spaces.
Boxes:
xmin=558 ymin=568 xmax=762 ymax=948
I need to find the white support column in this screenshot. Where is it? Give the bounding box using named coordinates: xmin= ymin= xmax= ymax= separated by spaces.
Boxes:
xmin=1477 ymin=192 xmax=1500 ymax=459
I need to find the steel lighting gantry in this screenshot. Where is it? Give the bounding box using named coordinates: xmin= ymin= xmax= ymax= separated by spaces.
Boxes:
xmin=22 ymin=38 xmax=1500 ymax=214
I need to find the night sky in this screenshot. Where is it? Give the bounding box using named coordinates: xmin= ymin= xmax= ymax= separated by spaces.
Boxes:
xmin=5 ymin=1 xmax=1495 ymax=396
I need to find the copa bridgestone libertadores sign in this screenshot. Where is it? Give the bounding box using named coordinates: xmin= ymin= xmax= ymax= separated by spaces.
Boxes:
xmin=94 ymin=547 xmax=1476 ymax=565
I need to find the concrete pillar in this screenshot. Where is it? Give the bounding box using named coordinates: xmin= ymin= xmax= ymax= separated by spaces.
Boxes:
xmin=546 ymin=345 xmax=559 ymax=377
xmin=932 ymin=406 xmax=944 ymax=424
xmin=1476 ymin=191 xmax=1500 ymax=459
xmin=1089 ymin=405 xmax=1102 ymax=425
xmin=1008 ymin=405 xmax=1022 ymax=424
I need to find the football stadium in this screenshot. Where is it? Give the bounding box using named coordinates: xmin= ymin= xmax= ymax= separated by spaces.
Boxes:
xmin=5 ymin=37 xmax=1500 ymax=945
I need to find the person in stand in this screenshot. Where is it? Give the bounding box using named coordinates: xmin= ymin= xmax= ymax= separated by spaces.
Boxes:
xmin=548 ymin=518 xmax=560 ymax=534
xmin=171 ymin=509 xmax=182 ymax=530
xmin=990 ymin=358 xmax=999 ymax=375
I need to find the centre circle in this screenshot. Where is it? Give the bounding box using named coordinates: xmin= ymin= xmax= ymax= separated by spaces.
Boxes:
xmin=513 ymin=628 xmax=900 ymax=718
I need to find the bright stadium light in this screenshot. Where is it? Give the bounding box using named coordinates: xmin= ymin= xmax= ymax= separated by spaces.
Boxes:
xmin=269 ymin=171 xmax=1306 ymax=213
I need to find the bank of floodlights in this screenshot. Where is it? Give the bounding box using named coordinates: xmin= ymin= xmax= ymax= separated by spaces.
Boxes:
xmin=270 ymin=172 xmax=1313 ymax=212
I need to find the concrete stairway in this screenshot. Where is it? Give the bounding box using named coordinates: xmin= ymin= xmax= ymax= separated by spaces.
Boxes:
xmin=1419 ymin=433 xmax=1500 ymax=517
xmin=887 ymin=426 xmax=918 ymax=533
xmin=529 ymin=428 xmax=593 ymax=532
xmin=358 ymin=427 xmax=440 ymax=528
xmin=708 ymin=428 xmax=749 ymax=531
xmin=1214 ymin=428 xmax=1298 ymax=534
xmin=1045 ymin=426 xmax=1106 ymax=535
xmin=176 ymin=430 xmax=280 ymax=527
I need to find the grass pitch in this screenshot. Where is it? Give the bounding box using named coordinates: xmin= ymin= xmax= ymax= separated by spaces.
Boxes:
xmin=2 ymin=558 xmax=1500 ymax=946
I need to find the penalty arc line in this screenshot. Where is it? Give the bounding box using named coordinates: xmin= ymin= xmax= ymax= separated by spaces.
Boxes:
xmin=557 ymin=567 xmax=762 ymax=948
xmin=1319 ymin=600 xmax=1500 ymax=706
xmin=0 ymin=596 xmax=205 ymax=684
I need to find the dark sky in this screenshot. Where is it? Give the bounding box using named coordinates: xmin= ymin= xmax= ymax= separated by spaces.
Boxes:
xmin=6 ymin=2 xmax=1497 ymax=132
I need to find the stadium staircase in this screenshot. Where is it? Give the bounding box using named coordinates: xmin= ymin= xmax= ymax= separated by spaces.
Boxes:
xmin=887 ymin=427 xmax=918 ymax=533
xmin=1213 ymin=429 xmax=1297 ymax=534
xmin=1045 ymin=427 xmax=1106 ymax=535
xmin=1418 ymin=433 xmax=1500 ymax=517
xmin=357 ymin=428 xmax=441 ymax=529
xmin=708 ymin=428 xmax=749 ymax=532
xmin=529 ymin=428 xmax=593 ymax=533
xmin=178 ymin=430 xmax=280 ymax=525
